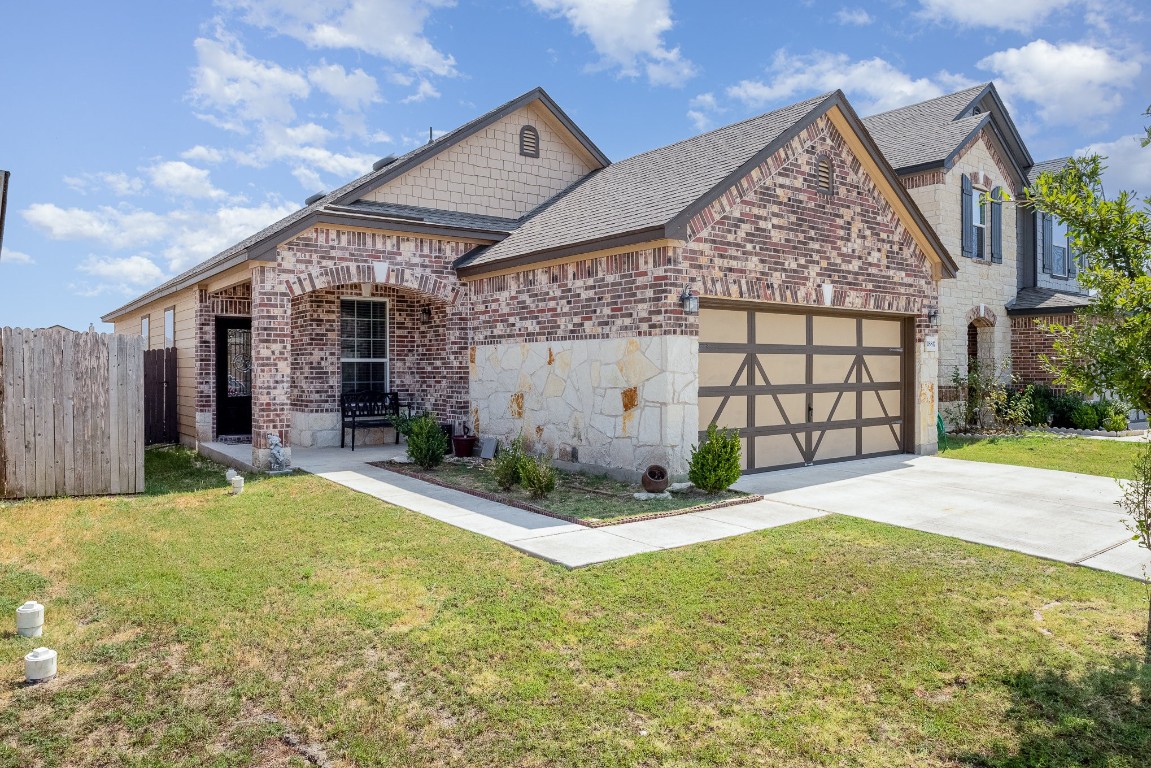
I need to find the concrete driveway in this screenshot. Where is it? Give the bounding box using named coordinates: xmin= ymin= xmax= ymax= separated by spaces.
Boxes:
xmin=734 ymin=454 xmax=1151 ymax=580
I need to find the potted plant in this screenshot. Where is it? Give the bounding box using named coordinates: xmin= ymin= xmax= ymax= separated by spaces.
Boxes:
xmin=451 ymin=422 xmax=478 ymax=458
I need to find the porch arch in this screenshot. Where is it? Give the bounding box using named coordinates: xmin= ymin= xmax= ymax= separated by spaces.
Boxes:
xmin=284 ymin=261 xmax=459 ymax=304
xmin=964 ymin=304 xmax=997 ymax=328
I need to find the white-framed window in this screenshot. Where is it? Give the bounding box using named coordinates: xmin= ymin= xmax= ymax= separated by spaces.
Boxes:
xmin=339 ymin=299 xmax=389 ymax=392
xmin=971 ymin=187 xmax=988 ymax=259
xmin=164 ymin=306 xmax=175 ymax=347
xmin=1051 ymin=218 xmax=1069 ymax=277
xmin=140 ymin=315 xmax=150 ymax=350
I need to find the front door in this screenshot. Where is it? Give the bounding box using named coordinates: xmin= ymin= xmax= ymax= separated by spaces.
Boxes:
xmin=216 ymin=317 xmax=253 ymax=437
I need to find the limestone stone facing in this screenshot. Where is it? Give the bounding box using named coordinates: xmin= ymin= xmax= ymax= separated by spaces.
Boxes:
xmin=470 ymin=335 xmax=699 ymax=476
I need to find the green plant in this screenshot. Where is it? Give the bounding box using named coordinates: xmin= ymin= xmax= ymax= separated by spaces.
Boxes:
xmin=1024 ymin=383 xmax=1055 ymax=426
xmin=1094 ymin=400 xmax=1129 ymax=432
xmin=519 ymin=454 xmax=557 ymax=499
xmin=1051 ymin=392 xmax=1085 ymax=428
xmin=1070 ymin=402 xmax=1101 ymax=430
xmin=688 ymin=423 xmax=742 ymax=493
xmin=944 ymin=358 xmax=1014 ymax=431
xmin=406 ymin=414 xmax=449 ymax=469
xmin=997 ymin=385 xmax=1034 ymax=431
xmin=491 ymin=436 xmax=525 ymax=491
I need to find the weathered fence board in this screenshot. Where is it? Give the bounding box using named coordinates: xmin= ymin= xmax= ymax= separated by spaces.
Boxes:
xmin=0 ymin=327 xmax=145 ymax=499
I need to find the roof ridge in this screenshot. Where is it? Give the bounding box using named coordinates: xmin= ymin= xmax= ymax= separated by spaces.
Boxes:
xmin=864 ymin=83 xmax=990 ymax=120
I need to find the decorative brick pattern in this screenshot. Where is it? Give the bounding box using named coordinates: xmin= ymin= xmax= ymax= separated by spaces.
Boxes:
xmin=1011 ymin=313 xmax=1075 ymax=384
xmin=209 ymin=283 xmax=251 ymax=316
xmin=251 ymin=265 xmax=293 ymax=466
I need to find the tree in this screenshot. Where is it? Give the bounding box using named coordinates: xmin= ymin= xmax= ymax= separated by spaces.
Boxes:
xmin=1020 ymin=155 xmax=1151 ymax=413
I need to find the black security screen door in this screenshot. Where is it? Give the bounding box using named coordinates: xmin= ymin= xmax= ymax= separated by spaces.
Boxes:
xmin=216 ymin=317 xmax=252 ymax=436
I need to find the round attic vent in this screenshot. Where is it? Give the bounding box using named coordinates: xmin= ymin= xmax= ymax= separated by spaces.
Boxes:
xmin=304 ymin=192 xmax=326 ymax=206
xmin=372 ymin=155 xmax=398 ymax=171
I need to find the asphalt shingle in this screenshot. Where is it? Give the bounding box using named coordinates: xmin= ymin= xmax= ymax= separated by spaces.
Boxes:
xmin=861 ymin=84 xmax=989 ymax=172
xmin=1007 ymin=286 xmax=1091 ymax=314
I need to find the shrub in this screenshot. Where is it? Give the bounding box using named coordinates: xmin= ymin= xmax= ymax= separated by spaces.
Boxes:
xmin=491 ymin=436 xmax=525 ymax=491
xmin=1095 ymin=400 xmax=1129 ymax=432
xmin=1069 ymin=402 xmax=1100 ymax=431
xmin=688 ymin=423 xmax=742 ymax=493
xmin=406 ymin=414 xmax=449 ymax=469
xmin=1050 ymin=392 xmax=1085 ymax=428
xmin=1025 ymin=384 xmax=1055 ymax=426
xmin=519 ymin=454 xmax=557 ymax=499
xmin=997 ymin=385 xmax=1034 ymax=431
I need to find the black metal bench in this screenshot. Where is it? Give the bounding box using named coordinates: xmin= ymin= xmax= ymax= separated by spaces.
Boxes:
xmin=339 ymin=390 xmax=408 ymax=450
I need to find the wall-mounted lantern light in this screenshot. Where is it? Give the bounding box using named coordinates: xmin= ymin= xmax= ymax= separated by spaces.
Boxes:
xmin=420 ymin=305 xmax=432 ymax=323
xmin=679 ymin=286 xmax=699 ymax=315
xmin=927 ymin=308 xmax=939 ymax=326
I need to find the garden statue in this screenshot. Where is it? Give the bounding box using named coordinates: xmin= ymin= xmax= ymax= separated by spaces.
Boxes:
xmin=267 ymin=433 xmax=289 ymax=472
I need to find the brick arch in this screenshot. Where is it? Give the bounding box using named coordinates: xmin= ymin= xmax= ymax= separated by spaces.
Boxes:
xmin=283 ymin=261 xmax=459 ymax=304
xmin=965 ymin=304 xmax=998 ymax=328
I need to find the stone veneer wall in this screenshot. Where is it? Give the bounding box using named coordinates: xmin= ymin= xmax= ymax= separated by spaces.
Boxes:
xmin=678 ymin=114 xmax=941 ymax=453
xmin=1010 ymin=312 xmax=1075 ymax=384
xmin=903 ymin=129 xmax=1020 ymax=389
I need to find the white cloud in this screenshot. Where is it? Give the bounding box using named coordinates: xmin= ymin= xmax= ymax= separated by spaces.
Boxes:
xmin=78 ymin=254 xmax=166 ymax=287
xmin=147 ymin=161 xmax=228 ymax=199
xmin=835 ymin=7 xmax=873 ymax=25
xmin=189 ymin=34 xmax=311 ymax=131
xmin=1077 ymin=133 xmax=1151 ymax=200
xmin=917 ymin=0 xmax=1077 ymax=32
xmin=224 ymin=0 xmax=458 ymax=76
xmin=687 ymin=92 xmax=721 ymax=131
xmin=401 ymin=78 xmax=440 ymax=103
xmin=530 ymin=0 xmax=696 ymax=86
xmin=727 ymin=50 xmax=976 ymax=115
xmin=2 ymin=250 xmax=35 ymax=265
xmin=307 ymin=62 xmax=381 ymax=109
xmin=978 ymin=40 xmax=1140 ymax=127
xmin=23 ymin=203 xmax=170 ymax=245
xmin=181 ymin=145 xmax=225 ymax=163
xmin=63 ymin=172 xmax=145 ymax=196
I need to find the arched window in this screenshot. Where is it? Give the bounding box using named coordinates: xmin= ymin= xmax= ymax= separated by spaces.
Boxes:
xmin=519 ymin=125 xmax=540 ymax=158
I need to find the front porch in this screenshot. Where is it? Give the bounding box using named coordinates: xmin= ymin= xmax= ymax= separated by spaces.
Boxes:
xmin=200 ymin=440 xmax=409 ymax=475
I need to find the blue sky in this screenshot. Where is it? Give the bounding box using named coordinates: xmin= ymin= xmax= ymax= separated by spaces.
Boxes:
xmin=1 ymin=0 xmax=1148 ymax=331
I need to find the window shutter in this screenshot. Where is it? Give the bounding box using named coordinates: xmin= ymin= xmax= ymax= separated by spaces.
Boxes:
xmin=990 ymin=187 xmax=1003 ymax=264
xmin=1041 ymin=213 xmax=1053 ymax=274
xmin=960 ymin=174 xmax=973 ymax=258
xmin=1068 ymin=244 xmax=1078 ymax=278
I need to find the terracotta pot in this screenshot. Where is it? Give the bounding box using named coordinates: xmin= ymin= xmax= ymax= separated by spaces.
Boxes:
xmin=641 ymin=464 xmax=669 ymax=493
xmin=452 ymin=435 xmax=478 ymax=458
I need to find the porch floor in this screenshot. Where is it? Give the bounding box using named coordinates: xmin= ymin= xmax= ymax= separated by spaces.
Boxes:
xmin=199 ymin=441 xmax=408 ymax=475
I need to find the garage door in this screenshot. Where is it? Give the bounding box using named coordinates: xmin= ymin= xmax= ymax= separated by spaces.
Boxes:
xmin=698 ymin=306 xmax=908 ymax=473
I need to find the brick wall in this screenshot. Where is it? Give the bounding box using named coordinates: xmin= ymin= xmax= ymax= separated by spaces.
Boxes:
xmin=1011 ymin=312 xmax=1074 ymax=384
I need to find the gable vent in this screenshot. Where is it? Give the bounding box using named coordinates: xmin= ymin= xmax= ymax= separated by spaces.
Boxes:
xmin=304 ymin=192 xmax=326 ymax=206
xmin=519 ymin=125 xmax=540 ymax=158
xmin=815 ymin=155 xmax=833 ymax=194
xmin=372 ymin=155 xmax=398 ymax=171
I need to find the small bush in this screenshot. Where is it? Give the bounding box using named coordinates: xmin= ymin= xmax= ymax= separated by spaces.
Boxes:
xmin=1025 ymin=384 xmax=1055 ymax=426
xmin=997 ymin=386 xmax=1034 ymax=431
xmin=688 ymin=423 xmax=742 ymax=493
xmin=1050 ymin=392 xmax=1085 ymax=428
xmin=406 ymin=414 xmax=449 ymax=469
xmin=519 ymin=454 xmax=557 ymax=499
xmin=491 ymin=436 xmax=525 ymax=491
xmin=1069 ymin=402 xmax=1100 ymax=431
xmin=1094 ymin=400 xmax=1129 ymax=432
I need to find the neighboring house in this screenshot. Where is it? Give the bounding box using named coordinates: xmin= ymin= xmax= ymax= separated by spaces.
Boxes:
xmin=862 ymin=84 xmax=1090 ymax=406
xmin=104 ymin=87 xmax=956 ymax=475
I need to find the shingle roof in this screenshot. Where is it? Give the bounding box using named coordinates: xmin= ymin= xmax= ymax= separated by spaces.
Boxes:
xmin=102 ymin=87 xmax=607 ymax=321
xmin=461 ymin=92 xmax=835 ymax=269
xmin=1007 ymin=286 xmax=1091 ymax=315
xmin=1028 ymin=157 xmax=1072 ymax=184
xmin=861 ymin=84 xmax=989 ymax=172
xmin=337 ymin=201 xmax=520 ymax=233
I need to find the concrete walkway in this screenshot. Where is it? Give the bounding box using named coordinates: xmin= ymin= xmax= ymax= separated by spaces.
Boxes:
xmin=271 ymin=444 xmax=1151 ymax=578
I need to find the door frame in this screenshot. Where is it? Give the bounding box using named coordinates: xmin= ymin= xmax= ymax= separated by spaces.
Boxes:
xmin=215 ymin=316 xmax=253 ymax=437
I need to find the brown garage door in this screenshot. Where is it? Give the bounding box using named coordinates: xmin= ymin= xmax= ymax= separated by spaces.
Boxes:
xmin=698 ymin=306 xmax=909 ymax=473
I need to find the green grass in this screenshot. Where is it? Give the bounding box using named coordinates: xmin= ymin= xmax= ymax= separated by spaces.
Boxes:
xmin=939 ymin=433 xmax=1148 ymax=479
xmin=386 ymin=460 xmax=747 ymax=522
xmin=0 ymin=447 xmax=1148 ymax=766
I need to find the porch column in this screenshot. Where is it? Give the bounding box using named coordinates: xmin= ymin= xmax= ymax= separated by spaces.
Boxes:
xmin=251 ymin=265 xmax=292 ymax=469
xmin=194 ymin=288 xmax=214 ymax=444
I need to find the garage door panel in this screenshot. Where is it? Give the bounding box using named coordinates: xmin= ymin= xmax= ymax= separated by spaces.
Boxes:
xmin=699 ymin=307 xmax=908 ymax=473
xmin=755 ymin=312 xmax=806 ymax=345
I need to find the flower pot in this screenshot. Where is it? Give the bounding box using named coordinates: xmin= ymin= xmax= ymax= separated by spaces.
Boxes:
xmin=452 ymin=435 xmax=478 ymax=458
xmin=641 ymin=464 xmax=669 ymax=493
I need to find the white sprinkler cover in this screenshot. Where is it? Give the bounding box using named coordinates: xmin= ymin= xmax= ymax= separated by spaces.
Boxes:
xmin=15 ymin=600 xmax=44 ymax=638
xmin=24 ymin=647 xmax=57 ymax=682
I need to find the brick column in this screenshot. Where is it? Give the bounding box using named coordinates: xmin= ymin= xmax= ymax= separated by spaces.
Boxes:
xmin=194 ymin=288 xmax=215 ymax=444
xmin=251 ymin=265 xmax=292 ymax=469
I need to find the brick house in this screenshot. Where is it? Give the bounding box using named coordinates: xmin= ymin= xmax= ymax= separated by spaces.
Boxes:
xmin=862 ymin=85 xmax=1089 ymax=407
xmin=104 ymin=87 xmax=957 ymax=475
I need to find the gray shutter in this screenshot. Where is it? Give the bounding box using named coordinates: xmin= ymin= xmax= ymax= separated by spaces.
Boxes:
xmin=1041 ymin=213 xmax=1053 ymax=274
xmin=961 ymin=174 xmax=973 ymax=258
xmin=990 ymin=187 xmax=1003 ymax=264
xmin=1068 ymin=243 xmax=1078 ymax=277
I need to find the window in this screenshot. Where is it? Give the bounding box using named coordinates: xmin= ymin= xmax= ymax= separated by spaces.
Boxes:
xmin=1051 ymin=217 xmax=1068 ymax=277
xmin=164 ymin=306 xmax=175 ymax=347
xmin=340 ymin=299 xmax=388 ymax=393
xmin=1039 ymin=213 xmax=1073 ymax=278
xmin=971 ymin=186 xmax=987 ymax=259
xmin=518 ymin=125 xmax=540 ymax=158
xmin=140 ymin=315 xmax=150 ymax=350
xmin=814 ymin=154 xmax=833 ymax=194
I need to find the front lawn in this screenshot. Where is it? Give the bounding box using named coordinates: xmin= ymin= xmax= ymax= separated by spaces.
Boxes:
xmin=376 ymin=459 xmax=751 ymax=524
xmin=939 ymin=433 xmax=1147 ymax=479
xmin=0 ymin=446 xmax=1148 ymax=766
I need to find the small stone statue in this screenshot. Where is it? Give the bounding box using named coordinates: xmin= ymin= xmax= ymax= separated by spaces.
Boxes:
xmin=268 ymin=433 xmax=289 ymax=472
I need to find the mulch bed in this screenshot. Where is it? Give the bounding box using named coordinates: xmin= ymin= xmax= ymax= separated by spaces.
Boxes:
xmin=369 ymin=461 xmax=764 ymax=528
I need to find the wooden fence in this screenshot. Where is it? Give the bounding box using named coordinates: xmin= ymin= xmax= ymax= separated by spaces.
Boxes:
xmin=0 ymin=327 xmax=145 ymax=499
xmin=144 ymin=347 xmax=177 ymax=445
